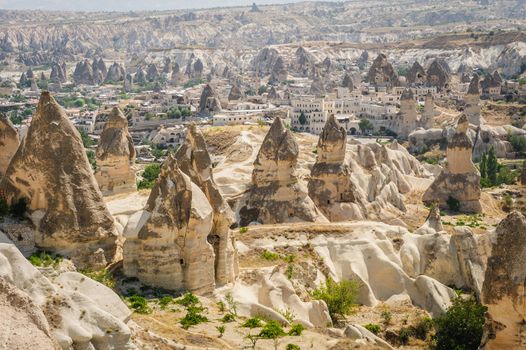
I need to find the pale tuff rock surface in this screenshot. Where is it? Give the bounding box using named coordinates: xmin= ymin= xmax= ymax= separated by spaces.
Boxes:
xmin=95 ymin=107 xmax=137 ymax=196
xmin=0 ymin=113 xmax=19 ymax=177
xmin=123 ymin=155 xmax=217 ymax=294
xmin=198 ymin=83 xmax=222 ymax=114
xmin=414 ymin=205 xmax=444 ymax=235
xmin=421 ymin=92 xmax=435 ymax=129
xmin=406 ymin=61 xmax=426 ymax=85
xmin=73 ymin=60 xmax=95 ymax=85
xmin=465 ymin=74 xmax=481 ymax=126
xmin=0 ymin=277 xmax=59 ymax=350
xmin=226 ymin=267 xmax=332 ymax=328
xmin=228 ymin=84 xmax=244 ymax=101
xmin=0 ymin=92 xmax=117 ymax=269
xmin=423 ymin=114 xmax=482 ymax=212
xmin=175 ymin=124 xmax=238 ymax=286
xmin=308 ymin=115 xmax=365 ymax=221
xmin=480 ymin=211 xmax=526 ymax=350
xmin=239 ymin=117 xmax=327 ymax=225
xmin=366 ymin=53 xmax=398 ymax=86
xmin=0 ymin=242 xmax=133 ymax=350
xmin=426 ymin=59 xmax=451 ymax=91
xmin=105 ymin=62 xmax=126 ymax=82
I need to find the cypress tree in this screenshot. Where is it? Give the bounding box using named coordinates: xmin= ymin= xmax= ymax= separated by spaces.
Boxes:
xmin=479 ymin=153 xmax=487 ymax=179
xmin=487 ymin=146 xmax=498 ymax=186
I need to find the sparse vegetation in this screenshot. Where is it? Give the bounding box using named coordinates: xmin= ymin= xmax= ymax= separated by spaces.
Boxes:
xmin=80 ymin=269 xmax=117 ymax=290
xmin=312 ymin=278 xmax=360 ymax=322
xmin=258 ymin=320 xmax=286 ymax=350
xmin=364 ymin=323 xmax=381 ymax=335
xmin=28 ymin=251 xmax=62 ymax=268
xmin=261 ymin=250 xmax=279 ymax=261
xmin=127 ymin=295 xmax=151 ymax=314
xmin=286 ymin=344 xmax=301 ymax=350
xmin=221 ymin=313 xmax=236 ymax=323
xmin=287 ymin=323 xmax=305 ymax=336
xmin=216 ymin=325 xmax=225 ymax=337
xmin=243 ymin=317 xmax=263 ymax=328
xmin=180 ymin=305 xmax=209 ymax=329
xmin=239 ymin=226 xmax=249 ymax=234
xmin=381 ymin=310 xmax=392 ymax=327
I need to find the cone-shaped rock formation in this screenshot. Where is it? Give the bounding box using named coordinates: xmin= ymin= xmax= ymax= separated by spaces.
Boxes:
xmin=95 ymin=107 xmax=136 ymax=196
xmin=0 ymin=92 xmax=117 ymax=268
xmin=0 ymin=114 xmax=20 ymax=177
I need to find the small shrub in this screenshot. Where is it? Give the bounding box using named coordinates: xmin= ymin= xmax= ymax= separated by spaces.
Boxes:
xmin=216 ymin=325 xmax=225 ymax=337
xmin=225 ymin=292 xmax=238 ymax=316
xmin=10 ymin=198 xmax=27 ymax=218
xmin=137 ymin=163 xmax=161 ymax=189
xmin=398 ymin=327 xmax=412 ymax=345
xmin=502 ymin=194 xmax=513 ymax=212
xmin=176 ymin=292 xmax=199 ymax=307
xmin=243 ymin=317 xmax=263 ymax=328
xmin=222 ymin=313 xmax=236 ymax=323
xmin=239 ymin=226 xmax=249 ymax=234
xmin=127 ymin=295 xmax=151 ymax=314
xmin=261 ymin=250 xmax=279 ymax=261
xmin=413 ymin=316 xmax=433 ymax=340
xmin=446 ymin=196 xmax=460 ymax=212
xmin=283 ymin=254 xmax=296 ymax=263
xmin=433 ymin=296 xmax=487 ymax=350
xmin=364 ymin=323 xmax=381 ymax=335
xmin=180 ymin=306 xmax=208 ymax=329
xmin=288 ymin=323 xmax=305 ymax=336
xmin=278 ymin=308 xmax=295 ymax=323
xmin=217 ymin=300 xmax=226 ymax=312
xmin=28 ymin=251 xmax=62 ymax=268
xmin=311 ymin=278 xmax=360 ymax=322
xmin=259 ymin=320 xmax=286 ymax=350
xmin=285 ymin=264 xmax=294 ymax=279
xmin=158 ymin=296 xmax=174 ymax=310
xmin=286 ymin=344 xmax=301 ymax=350
xmin=381 ymin=310 xmax=392 ymax=327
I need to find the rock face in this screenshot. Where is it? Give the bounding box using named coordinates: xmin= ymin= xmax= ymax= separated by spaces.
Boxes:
xmin=0 ymin=242 xmax=133 ymax=350
xmin=308 ymin=115 xmax=363 ymax=221
xmin=228 ymin=84 xmax=244 ymax=101
xmin=465 ymin=75 xmax=481 ymax=126
xmin=175 ymin=124 xmax=238 ymax=286
xmin=407 ymin=61 xmax=426 ymax=85
xmin=480 ymin=211 xmax=526 ymax=350
xmin=423 ymin=114 xmax=481 ymax=213
xmin=198 ymin=83 xmax=222 ymax=114
xmin=0 ymin=92 xmax=117 ymax=268
xmin=366 ymin=53 xmax=398 ymax=86
xmin=0 ymin=114 xmax=19 ymax=177
xmin=426 ymin=59 xmax=450 ymax=91
xmin=268 ymin=56 xmax=287 ymax=85
xmin=73 ymin=60 xmax=94 ymax=85
xmin=123 ymin=155 xmax=217 ymax=294
xmin=239 ymin=117 xmax=327 ymax=225
xmin=146 ymin=63 xmax=159 ymax=82
xmin=50 ymin=62 xmax=66 ymax=84
xmin=0 ymin=277 xmax=59 ymax=349
xmin=105 ymin=62 xmax=125 ymax=82
xmin=342 ymin=72 xmax=354 ymax=91
xmin=95 ymin=107 xmax=136 ymax=196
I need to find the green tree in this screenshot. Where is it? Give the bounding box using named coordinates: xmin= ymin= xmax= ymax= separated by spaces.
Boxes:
xmin=298 ymin=112 xmax=307 ymax=125
xmin=479 ymin=153 xmax=487 ymax=179
xmin=359 ymin=118 xmax=374 ymax=134
xmin=137 ymin=163 xmax=161 ymax=189
xmin=79 ymin=130 xmax=95 ymax=148
xmin=486 ymin=146 xmax=498 ymax=186
xmin=433 ymin=296 xmax=486 ymax=350
xmin=312 ymin=278 xmax=360 ymax=322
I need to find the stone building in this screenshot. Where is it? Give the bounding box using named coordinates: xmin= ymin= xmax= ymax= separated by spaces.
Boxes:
xmin=95 ymin=107 xmax=137 ymax=196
